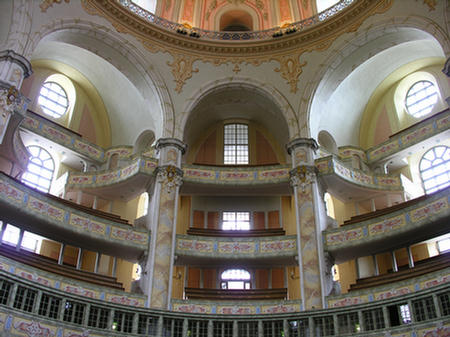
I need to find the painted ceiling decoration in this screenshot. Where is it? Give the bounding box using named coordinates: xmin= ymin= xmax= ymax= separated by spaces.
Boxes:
xmin=81 ymin=0 xmax=392 ymax=93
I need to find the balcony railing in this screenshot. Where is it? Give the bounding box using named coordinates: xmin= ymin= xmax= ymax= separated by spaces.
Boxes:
xmin=0 ymin=271 xmax=448 ymax=336
xmin=119 ymin=0 xmax=354 ymax=41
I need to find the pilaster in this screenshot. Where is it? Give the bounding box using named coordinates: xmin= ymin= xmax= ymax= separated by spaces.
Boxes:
xmin=147 ymin=138 xmax=187 ymax=310
xmin=287 ymin=137 xmax=328 ymax=310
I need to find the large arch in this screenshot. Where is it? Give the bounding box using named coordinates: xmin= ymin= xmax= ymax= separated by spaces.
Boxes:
xmin=299 ymin=15 xmax=449 ymax=147
xmin=178 ymin=77 xmax=299 ymax=149
xmin=24 ymin=19 xmax=172 ymax=145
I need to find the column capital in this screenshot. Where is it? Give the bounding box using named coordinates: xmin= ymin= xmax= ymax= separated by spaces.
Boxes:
xmin=155 ymin=138 xmax=187 ymax=154
xmin=286 ymin=138 xmax=318 ymax=155
xmin=443 ymin=57 xmax=450 ymax=77
xmin=289 ymin=165 xmax=317 ymax=191
xmin=156 ymin=165 xmax=183 ymax=193
xmin=0 ymin=50 xmax=32 ymax=78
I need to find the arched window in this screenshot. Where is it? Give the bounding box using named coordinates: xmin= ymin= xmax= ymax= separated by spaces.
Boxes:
xmin=419 ymin=146 xmax=450 ymax=194
xmin=405 ymin=80 xmax=438 ymax=118
xmin=38 ymin=81 xmax=69 ymax=118
xmin=221 ymin=269 xmax=251 ymax=289
xmin=224 ymin=124 xmax=248 ymax=164
xmin=21 ymin=146 xmax=55 ymax=193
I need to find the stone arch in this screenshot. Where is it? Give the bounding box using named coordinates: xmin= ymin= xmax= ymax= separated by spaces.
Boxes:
xmin=317 ymin=130 xmax=337 ymax=155
xmin=178 ymin=77 xmax=299 ymax=143
xmin=134 ymin=130 xmax=156 ymax=155
xmin=298 ymin=16 xmax=449 ymax=145
xmin=24 ymin=19 xmax=173 ymax=140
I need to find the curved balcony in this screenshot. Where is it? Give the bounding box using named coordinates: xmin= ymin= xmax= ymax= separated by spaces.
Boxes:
xmin=323 ymin=187 xmax=450 ymax=263
xmin=65 ymin=157 xmax=158 ymax=201
xmin=0 ymin=271 xmax=448 ymax=335
xmin=118 ymin=0 xmax=354 ymax=41
xmin=366 ymin=108 xmax=450 ymax=164
xmin=20 ymin=111 xmax=105 ymax=163
xmin=0 ymin=254 xmax=146 ymax=307
xmin=0 ymin=173 xmax=148 ymax=261
xmin=328 ymin=261 xmax=450 ymax=308
xmin=181 ymin=164 xmax=291 ymax=195
xmin=175 ymin=234 xmax=297 ymax=266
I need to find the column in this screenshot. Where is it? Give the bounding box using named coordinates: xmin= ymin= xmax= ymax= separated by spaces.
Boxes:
xmin=58 ymin=243 xmax=66 ymax=265
xmin=443 ymin=57 xmax=450 ymax=106
xmin=407 ymin=246 xmax=414 ymax=268
xmin=16 ymin=229 xmax=24 ymax=251
xmin=94 ymin=253 xmax=100 ymax=273
xmin=0 ymin=50 xmax=32 ymax=144
xmin=76 ymin=248 xmax=83 ymax=270
xmin=146 ymin=138 xmax=186 ymax=309
xmin=287 ymin=138 xmax=329 ymax=310
xmin=391 ymin=251 xmax=398 ymax=272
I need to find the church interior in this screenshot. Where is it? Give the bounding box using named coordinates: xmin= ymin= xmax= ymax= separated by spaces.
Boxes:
xmin=0 ymin=0 xmax=449 ymax=336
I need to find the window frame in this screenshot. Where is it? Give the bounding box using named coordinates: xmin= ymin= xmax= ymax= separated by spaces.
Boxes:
xmin=419 ymin=146 xmax=450 ymax=194
xmin=223 ymin=123 xmax=249 ymax=165
xmin=21 ymin=145 xmax=55 ymax=193
xmin=38 ymin=81 xmax=70 ymax=119
xmin=220 ymin=269 xmax=251 ymax=290
xmin=405 ymin=80 xmax=438 ymax=118
xmin=221 ymin=211 xmax=250 ymax=231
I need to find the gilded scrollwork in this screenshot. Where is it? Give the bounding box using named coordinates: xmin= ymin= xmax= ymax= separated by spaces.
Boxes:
xmin=167 ymin=54 xmax=199 ymax=93
xmin=290 ymin=165 xmax=316 ymax=192
xmin=157 ymin=165 xmax=183 ymax=193
xmin=40 ymin=0 xmax=70 ymax=12
xmin=273 ymin=54 xmax=307 ymax=93
xmin=82 ymin=0 xmax=393 ymax=95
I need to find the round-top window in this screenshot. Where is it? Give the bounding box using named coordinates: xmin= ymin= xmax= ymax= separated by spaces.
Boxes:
xmin=405 ymin=80 xmax=438 ymax=118
xmin=38 ymin=81 xmax=69 ymax=118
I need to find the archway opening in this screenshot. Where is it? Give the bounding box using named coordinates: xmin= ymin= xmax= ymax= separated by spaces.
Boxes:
xmin=220 ymin=10 xmax=253 ymax=31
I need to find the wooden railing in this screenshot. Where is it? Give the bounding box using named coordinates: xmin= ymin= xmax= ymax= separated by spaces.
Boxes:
xmin=350 ymin=252 xmax=450 ymax=291
xmin=186 ymin=228 xmax=285 ymax=237
xmin=184 ymin=287 xmax=288 ymax=300
xmin=0 ymin=244 xmax=123 ymax=290
xmin=342 ymin=194 xmax=429 ymax=226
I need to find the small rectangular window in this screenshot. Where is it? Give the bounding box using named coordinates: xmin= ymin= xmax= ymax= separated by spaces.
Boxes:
xmin=222 ymin=211 xmax=250 ymax=230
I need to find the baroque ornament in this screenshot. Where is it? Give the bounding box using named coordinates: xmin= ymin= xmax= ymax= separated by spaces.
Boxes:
xmin=0 ymin=86 xmax=20 ymax=113
xmin=40 ymin=0 xmax=70 ymax=12
xmin=82 ymin=0 xmax=393 ymax=93
xmin=274 ymin=54 xmax=307 ymax=93
xmin=290 ymin=165 xmax=316 ymax=192
xmin=157 ymin=165 xmax=183 ymax=193
xmin=167 ymin=54 xmax=199 ymax=93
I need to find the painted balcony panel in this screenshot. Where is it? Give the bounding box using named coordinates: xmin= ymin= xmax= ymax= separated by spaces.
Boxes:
xmin=0 ymin=271 xmax=448 ymax=335
xmin=0 ymin=173 xmax=148 ymax=261
xmin=366 ymin=108 xmax=450 ymax=164
xmin=324 ymin=187 xmax=450 ymax=263
xmin=65 ymin=157 xmax=158 ymax=201
xmin=175 ymin=234 xmax=297 ymax=266
xmin=0 ymin=256 xmax=147 ymax=307
xmin=327 ymin=267 xmax=450 ymax=308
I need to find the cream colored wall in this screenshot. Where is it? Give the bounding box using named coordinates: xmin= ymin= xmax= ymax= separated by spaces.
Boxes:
xmin=186 ymin=120 xmax=286 ymax=165
xmin=360 ymin=58 xmax=447 ymax=149
xmin=22 ymin=61 xmax=111 ymax=149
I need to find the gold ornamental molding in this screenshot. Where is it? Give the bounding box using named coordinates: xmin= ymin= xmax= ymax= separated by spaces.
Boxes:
xmin=81 ymin=0 xmax=393 ymax=93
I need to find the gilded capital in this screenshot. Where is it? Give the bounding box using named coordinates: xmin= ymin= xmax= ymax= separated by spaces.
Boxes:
xmin=290 ymin=165 xmax=317 ymax=192
xmin=156 ymin=165 xmax=183 ymax=193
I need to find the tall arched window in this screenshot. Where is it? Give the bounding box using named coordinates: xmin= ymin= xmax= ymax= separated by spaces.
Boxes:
xmin=224 ymin=124 xmax=248 ymax=164
xmin=419 ymin=146 xmax=450 ymax=194
xmin=21 ymin=146 xmax=55 ymax=193
xmin=221 ymin=269 xmax=251 ymax=290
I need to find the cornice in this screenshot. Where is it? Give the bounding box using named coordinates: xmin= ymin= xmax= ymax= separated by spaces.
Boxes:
xmin=82 ymin=0 xmax=393 ymax=92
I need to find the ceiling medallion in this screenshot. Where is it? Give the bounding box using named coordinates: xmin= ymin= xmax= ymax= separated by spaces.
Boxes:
xmin=81 ymin=0 xmax=393 ymax=93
